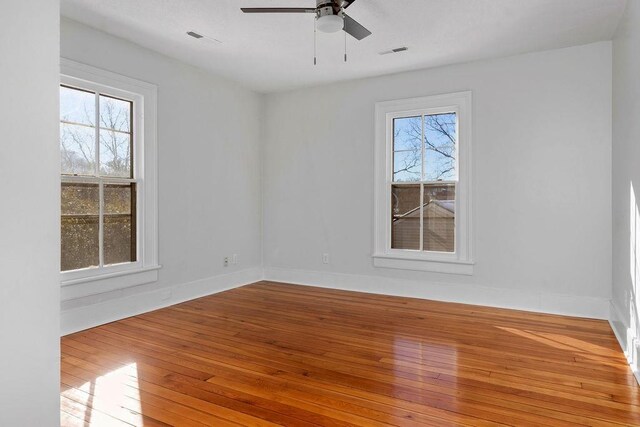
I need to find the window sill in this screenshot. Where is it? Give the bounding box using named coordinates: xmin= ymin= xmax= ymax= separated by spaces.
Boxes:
xmin=61 ymin=265 xmax=161 ymax=301
xmin=372 ymin=253 xmax=474 ymax=275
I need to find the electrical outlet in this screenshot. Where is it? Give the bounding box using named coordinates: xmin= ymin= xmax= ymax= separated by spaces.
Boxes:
xmin=232 ymin=254 xmax=238 ymax=265
xmin=322 ymin=253 xmax=330 ymax=264
xmin=223 ymin=257 xmax=229 ymax=267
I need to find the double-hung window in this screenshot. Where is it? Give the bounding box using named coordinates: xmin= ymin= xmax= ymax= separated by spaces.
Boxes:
xmin=59 ymin=59 xmax=159 ymax=297
xmin=373 ymin=92 xmax=473 ymax=274
xmin=60 ymin=86 xmax=136 ymax=271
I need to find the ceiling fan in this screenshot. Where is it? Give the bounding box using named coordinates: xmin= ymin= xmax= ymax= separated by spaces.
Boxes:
xmin=241 ymin=0 xmax=372 ymax=41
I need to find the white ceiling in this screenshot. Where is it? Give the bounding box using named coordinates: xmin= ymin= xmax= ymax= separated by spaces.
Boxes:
xmin=61 ymin=0 xmax=627 ymax=93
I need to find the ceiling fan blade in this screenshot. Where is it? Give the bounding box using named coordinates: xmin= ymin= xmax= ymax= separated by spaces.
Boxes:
xmin=341 ymin=0 xmax=357 ymax=9
xmin=241 ymin=7 xmax=316 ymax=13
xmin=343 ymin=14 xmax=371 ymax=40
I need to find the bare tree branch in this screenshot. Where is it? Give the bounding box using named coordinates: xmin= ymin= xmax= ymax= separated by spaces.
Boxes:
xmin=396 ymin=114 xmax=457 ymax=181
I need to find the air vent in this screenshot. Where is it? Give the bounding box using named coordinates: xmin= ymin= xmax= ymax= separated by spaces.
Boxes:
xmin=186 ymin=31 xmax=204 ymax=39
xmin=380 ymin=46 xmax=409 ymax=55
xmin=186 ymin=31 xmax=222 ymax=44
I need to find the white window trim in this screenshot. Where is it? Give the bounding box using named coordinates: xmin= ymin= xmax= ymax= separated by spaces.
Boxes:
xmin=373 ymin=91 xmax=474 ymax=275
xmin=59 ymin=58 xmax=160 ymax=299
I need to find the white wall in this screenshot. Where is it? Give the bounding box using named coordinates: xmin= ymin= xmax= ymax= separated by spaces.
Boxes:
xmin=59 ymin=18 xmax=615 ymax=331
xmin=60 ymin=18 xmax=264 ymax=333
xmin=0 ymin=1 xmax=60 ymax=425
xmin=263 ymin=42 xmax=613 ymax=319
xmin=611 ymin=0 xmax=640 ymax=380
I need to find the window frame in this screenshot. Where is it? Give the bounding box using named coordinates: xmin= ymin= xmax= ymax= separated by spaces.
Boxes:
xmin=373 ymin=91 xmax=474 ymax=275
xmin=60 ymin=59 xmax=160 ymax=298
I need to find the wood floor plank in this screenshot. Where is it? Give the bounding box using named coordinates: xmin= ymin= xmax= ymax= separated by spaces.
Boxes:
xmin=79 ymin=328 xmax=493 ymax=426
xmin=61 ymin=281 xmax=640 ymax=426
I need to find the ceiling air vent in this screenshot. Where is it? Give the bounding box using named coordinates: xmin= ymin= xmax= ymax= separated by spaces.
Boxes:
xmin=186 ymin=31 xmax=204 ymax=39
xmin=380 ymin=47 xmax=409 ymax=55
xmin=186 ymin=31 xmax=222 ymax=44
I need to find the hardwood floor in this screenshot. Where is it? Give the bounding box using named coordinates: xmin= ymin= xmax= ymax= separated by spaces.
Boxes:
xmin=61 ymin=281 xmax=640 ymax=426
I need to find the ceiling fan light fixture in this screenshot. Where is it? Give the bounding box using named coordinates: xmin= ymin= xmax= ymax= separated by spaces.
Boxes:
xmin=316 ymin=14 xmax=344 ymax=33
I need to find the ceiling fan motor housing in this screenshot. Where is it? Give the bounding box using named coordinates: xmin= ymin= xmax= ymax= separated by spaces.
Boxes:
xmin=316 ymin=0 xmax=347 ymax=16
xmin=316 ymin=0 xmax=345 ymax=33
xmin=317 ymin=6 xmax=337 ymax=18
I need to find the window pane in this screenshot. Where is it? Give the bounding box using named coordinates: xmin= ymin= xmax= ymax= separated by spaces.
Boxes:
xmin=393 ymin=116 xmax=421 ymax=182
xmin=104 ymin=183 xmax=136 ymax=265
xmin=60 ymin=123 xmax=96 ymax=175
xmin=423 ymin=183 xmax=455 ymax=252
xmin=99 ymin=95 xmax=131 ymax=133
xmin=393 ymin=150 xmax=421 ymax=182
xmin=61 ymin=183 xmax=99 ymax=271
xmin=60 ymin=86 xmax=95 ymax=126
xmin=393 ymin=116 xmax=421 ymax=151
xmin=424 ymin=113 xmax=457 ymax=181
xmin=100 ymin=129 xmax=131 ymax=177
xmin=391 ymin=184 xmax=421 ymax=250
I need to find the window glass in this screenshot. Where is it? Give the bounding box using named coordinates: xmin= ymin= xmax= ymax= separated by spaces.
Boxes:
xmin=104 ymin=184 xmax=136 ymax=265
xmin=393 ymin=116 xmax=422 ymax=182
xmin=100 ymin=129 xmax=131 ymax=177
xmin=393 ymin=150 xmax=421 ymax=182
xmin=423 ymin=184 xmax=455 ymax=252
xmin=60 ymin=86 xmax=95 ymax=126
xmin=424 ymin=113 xmax=457 ymax=181
xmin=99 ymin=95 xmax=131 ymax=133
xmin=61 ymin=183 xmax=99 ymax=271
xmin=60 ymin=123 xmax=96 ymax=175
xmin=391 ymin=184 xmax=421 ymax=250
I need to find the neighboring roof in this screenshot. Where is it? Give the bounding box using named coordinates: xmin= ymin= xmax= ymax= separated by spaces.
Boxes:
xmin=394 ymin=199 xmax=455 ymax=221
xmin=433 ymin=200 xmax=455 ymax=214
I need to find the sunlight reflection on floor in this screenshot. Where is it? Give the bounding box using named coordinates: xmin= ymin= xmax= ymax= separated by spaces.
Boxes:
xmin=497 ymin=326 xmax=620 ymax=358
xmin=61 ymin=363 xmax=142 ymax=426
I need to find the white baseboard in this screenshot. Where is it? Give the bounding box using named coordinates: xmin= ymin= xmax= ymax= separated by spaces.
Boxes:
xmin=609 ymin=300 xmax=640 ymax=385
xmin=264 ymin=267 xmax=610 ymax=320
xmin=61 ymin=263 xmax=611 ymax=336
xmin=60 ymin=267 xmax=263 ymax=336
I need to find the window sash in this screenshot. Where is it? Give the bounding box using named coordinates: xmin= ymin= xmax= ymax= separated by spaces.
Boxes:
xmin=389 ymin=181 xmax=457 ymax=253
xmin=61 ymin=176 xmax=139 ymax=272
xmin=391 ymin=111 xmax=459 ymax=183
